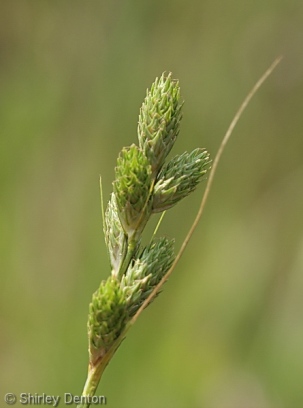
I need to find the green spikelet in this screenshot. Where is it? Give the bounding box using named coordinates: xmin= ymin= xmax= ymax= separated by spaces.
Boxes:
xmin=138 ymin=72 xmax=183 ymax=177
xmin=88 ymin=277 xmax=129 ymax=365
xmin=152 ymin=148 xmax=211 ymax=212
xmin=104 ymin=193 xmax=127 ymax=277
xmin=113 ymin=144 xmax=153 ymax=240
xmin=121 ymin=237 xmax=175 ymax=316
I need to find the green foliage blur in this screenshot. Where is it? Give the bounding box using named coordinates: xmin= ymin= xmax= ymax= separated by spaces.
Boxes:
xmin=1 ymin=1 xmax=303 ymax=407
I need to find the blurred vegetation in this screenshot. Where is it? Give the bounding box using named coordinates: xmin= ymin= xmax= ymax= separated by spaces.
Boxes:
xmin=1 ymin=1 xmax=303 ymax=407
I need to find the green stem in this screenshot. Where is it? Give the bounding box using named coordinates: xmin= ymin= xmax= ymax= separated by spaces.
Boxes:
xmin=117 ymin=179 xmax=155 ymax=280
xmin=77 ymin=333 xmax=127 ymax=408
xmin=77 ymin=363 xmax=105 ymax=408
xmin=117 ymin=237 xmax=137 ymax=280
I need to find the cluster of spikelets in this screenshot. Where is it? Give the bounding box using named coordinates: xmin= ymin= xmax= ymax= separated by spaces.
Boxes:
xmin=88 ymin=73 xmax=211 ymax=366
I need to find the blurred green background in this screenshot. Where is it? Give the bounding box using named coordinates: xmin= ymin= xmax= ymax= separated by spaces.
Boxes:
xmin=1 ymin=1 xmax=303 ymax=407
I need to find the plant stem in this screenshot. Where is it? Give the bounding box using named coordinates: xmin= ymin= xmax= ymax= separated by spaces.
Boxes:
xmin=117 ymin=238 xmax=137 ymax=280
xmin=77 ymin=333 xmax=127 ymax=408
xmin=77 ymin=363 xmax=105 ymax=408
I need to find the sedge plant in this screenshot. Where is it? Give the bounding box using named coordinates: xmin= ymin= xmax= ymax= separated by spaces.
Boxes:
xmin=77 ymin=59 xmax=281 ymax=408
